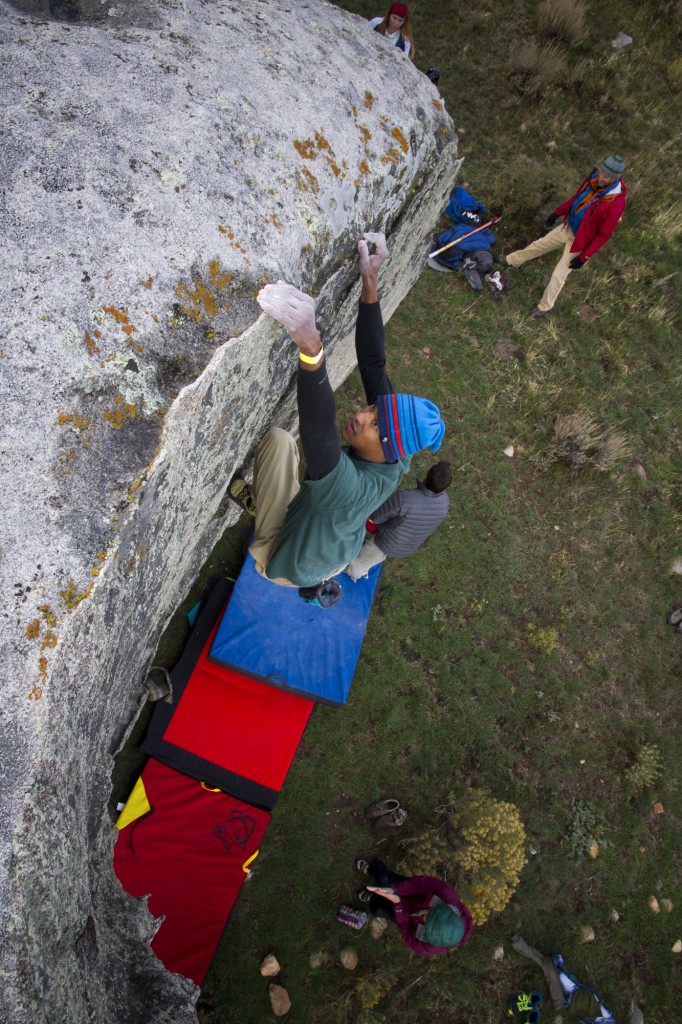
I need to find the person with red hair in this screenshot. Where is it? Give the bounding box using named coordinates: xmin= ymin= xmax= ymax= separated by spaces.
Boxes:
xmin=369 ymin=3 xmax=415 ymax=59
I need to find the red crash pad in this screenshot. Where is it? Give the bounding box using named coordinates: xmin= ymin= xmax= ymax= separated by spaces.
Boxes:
xmin=114 ymin=758 xmax=271 ymax=985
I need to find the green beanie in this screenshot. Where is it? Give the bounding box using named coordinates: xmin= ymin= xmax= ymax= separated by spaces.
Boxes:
xmin=599 ymin=154 xmax=624 ymax=178
xmin=423 ymin=903 xmax=465 ymax=947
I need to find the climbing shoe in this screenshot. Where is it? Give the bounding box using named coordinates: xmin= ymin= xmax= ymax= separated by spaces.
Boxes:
xmin=228 ymin=476 xmax=256 ymax=518
xmin=507 ymin=991 xmax=543 ymax=1020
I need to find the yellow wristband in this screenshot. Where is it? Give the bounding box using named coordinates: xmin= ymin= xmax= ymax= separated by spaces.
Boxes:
xmin=299 ymin=346 xmax=324 ymax=366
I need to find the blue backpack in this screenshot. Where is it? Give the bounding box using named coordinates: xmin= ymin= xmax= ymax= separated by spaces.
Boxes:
xmin=434 ymin=187 xmax=495 ymax=269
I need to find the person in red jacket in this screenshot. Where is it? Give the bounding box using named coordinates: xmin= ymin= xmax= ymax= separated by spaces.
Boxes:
xmin=503 ymin=154 xmax=627 ymax=318
xmin=355 ymin=857 xmax=473 ymax=956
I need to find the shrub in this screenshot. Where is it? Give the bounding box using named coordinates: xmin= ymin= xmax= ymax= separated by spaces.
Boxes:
xmin=625 ymin=744 xmax=663 ymax=789
xmin=533 ymin=412 xmax=631 ymax=471
xmin=399 ymin=789 xmax=528 ymax=925
xmin=564 ymin=799 xmax=610 ymax=859
xmin=526 ymin=623 xmax=558 ymax=655
xmin=537 ymin=0 xmax=588 ymax=48
xmin=510 ymin=40 xmax=568 ymax=96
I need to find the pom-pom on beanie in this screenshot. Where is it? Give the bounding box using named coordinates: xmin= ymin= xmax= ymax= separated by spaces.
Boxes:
xmin=423 ymin=903 xmax=465 ymax=948
xmin=376 ymin=393 xmax=445 ymax=464
xmin=599 ymin=154 xmax=624 ymax=178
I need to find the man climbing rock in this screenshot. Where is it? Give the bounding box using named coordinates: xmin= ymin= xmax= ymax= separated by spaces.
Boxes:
xmin=346 ymin=460 xmax=452 ymax=580
xmin=229 ymin=232 xmax=445 ymax=589
xmin=502 ymin=154 xmax=627 ymax=317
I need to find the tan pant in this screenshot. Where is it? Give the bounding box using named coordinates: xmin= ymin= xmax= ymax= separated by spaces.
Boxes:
xmin=248 ymin=428 xmax=300 ymax=586
xmin=506 ymin=222 xmax=576 ymax=311
xmin=346 ymin=535 xmax=387 ymax=581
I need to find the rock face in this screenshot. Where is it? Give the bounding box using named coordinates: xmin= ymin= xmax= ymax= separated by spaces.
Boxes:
xmin=0 ymin=1 xmax=458 ymax=1021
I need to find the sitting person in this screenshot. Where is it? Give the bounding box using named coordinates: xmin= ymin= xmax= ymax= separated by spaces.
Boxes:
xmin=369 ymin=3 xmax=414 ymax=59
xmin=355 ymin=857 xmax=473 ymax=956
xmin=346 ymin=460 xmax=452 ymax=580
xmin=230 ymin=232 xmax=445 ymax=590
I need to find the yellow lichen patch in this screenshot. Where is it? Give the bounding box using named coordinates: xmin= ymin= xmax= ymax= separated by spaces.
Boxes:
xmin=57 ymin=412 xmax=92 ymax=431
xmin=391 ymin=127 xmax=408 ymax=153
xmin=364 ymin=90 xmax=374 ymax=110
xmin=38 ymin=605 xmax=57 ymax=628
xmin=60 ymin=578 xmax=94 ymax=611
xmin=128 ymin=478 xmax=143 ymax=500
xmin=381 ymin=150 xmax=401 ymax=165
xmin=175 ymin=280 xmax=219 ymax=320
xmin=122 ymin=323 xmax=138 ymax=337
xmin=103 ymin=401 xmax=137 ymax=429
xmin=209 ymin=260 xmax=232 ymax=289
xmin=40 ymin=630 xmax=58 ymax=650
xmin=85 ymin=331 xmax=100 ymax=356
xmin=141 ymin=275 xmax=154 ymax=289
xmin=28 ymin=684 xmax=43 ymax=701
xmin=297 ymin=167 xmax=320 ymax=194
xmin=25 ymin=619 xmax=40 ymax=639
xmin=294 ymin=139 xmax=317 ymax=160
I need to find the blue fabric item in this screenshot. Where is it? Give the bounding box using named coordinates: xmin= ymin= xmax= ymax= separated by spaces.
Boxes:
xmin=187 ymin=601 xmax=201 ymax=628
xmin=445 ymin=186 xmax=487 ymax=225
xmin=432 ymin=222 xmax=496 ymax=269
xmin=209 ymin=554 xmax=382 ymax=705
xmin=376 ymin=393 xmax=445 ymax=463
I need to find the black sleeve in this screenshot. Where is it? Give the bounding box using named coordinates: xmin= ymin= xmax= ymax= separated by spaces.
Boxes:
xmin=356 ymin=301 xmax=394 ymax=404
xmin=297 ymin=361 xmax=341 ymax=480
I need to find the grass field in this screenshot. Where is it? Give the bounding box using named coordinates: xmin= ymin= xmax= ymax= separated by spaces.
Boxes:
xmin=115 ymin=1 xmax=681 ymax=1021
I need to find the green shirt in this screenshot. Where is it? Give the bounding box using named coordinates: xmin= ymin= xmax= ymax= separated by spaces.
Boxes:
xmin=266 ymin=449 xmax=410 ymax=587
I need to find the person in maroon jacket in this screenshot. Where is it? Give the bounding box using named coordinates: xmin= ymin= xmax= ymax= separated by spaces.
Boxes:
xmin=356 ymin=857 xmax=473 ymax=956
xmin=503 ymin=154 xmax=627 ymax=318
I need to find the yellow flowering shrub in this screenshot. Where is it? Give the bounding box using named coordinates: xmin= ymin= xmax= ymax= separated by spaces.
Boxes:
xmin=399 ymin=789 xmax=528 ymax=925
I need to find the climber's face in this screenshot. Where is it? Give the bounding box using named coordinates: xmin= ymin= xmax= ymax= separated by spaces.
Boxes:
xmin=388 ymin=13 xmax=405 ymax=32
xmin=341 ymin=404 xmax=385 ymax=463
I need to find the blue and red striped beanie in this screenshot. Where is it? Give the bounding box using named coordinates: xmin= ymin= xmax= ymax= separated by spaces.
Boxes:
xmin=376 ymin=393 xmax=445 ymax=463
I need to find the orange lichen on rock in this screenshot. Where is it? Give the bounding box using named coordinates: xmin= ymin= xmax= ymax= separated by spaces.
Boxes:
xmin=364 ymin=90 xmax=374 ymax=110
xmin=141 ymin=275 xmax=154 ymax=289
xmin=38 ymin=605 xmax=57 ymax=628
xmin=28 ymin=684 xmax=43 ymax=701
xmin=297 ymin=167 xmax=320 ymax=194
xmin=40 ymin=630 xmax=58 ymax=650
xmin=391 ymin=127 xmax=408 ymax=153
xmin=294 ymin=139 xmax=317 ymax=160
xmin=102 ymin=305 xmax=130 ymax=325
xmin=85 ymin=331 xmax=100 ymax=356
xmin=25 ymin=619 xmax=40 ymax=639
xmin=358 ymin=160 xmax=370 ymax=176
xmin=104 ymin=401 xmax=137 ymax=429
xmin=57 ymin=412 xmax=92 ymax=431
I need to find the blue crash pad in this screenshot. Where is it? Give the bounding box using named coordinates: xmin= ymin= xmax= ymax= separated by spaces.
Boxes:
xmin=209 ymin=553 xmax=382 ymax=705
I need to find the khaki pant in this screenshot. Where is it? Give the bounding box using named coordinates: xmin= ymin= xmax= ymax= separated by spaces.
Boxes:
xmin=346 ymin=535 xmax=387 ymax=581
xmin=248 ymin=428 xmax=300 ymax=586
xmin=506 ymin=222 xmax=576 ymax=311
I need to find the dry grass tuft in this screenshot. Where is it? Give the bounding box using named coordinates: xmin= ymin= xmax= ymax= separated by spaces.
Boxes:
xmin=510 ymin=40 xmax=568 ymax=95
xmin=534 ymin=412 xmax=631 ymax=471
xmin=537 ymin=0 xmax=588 ymax=47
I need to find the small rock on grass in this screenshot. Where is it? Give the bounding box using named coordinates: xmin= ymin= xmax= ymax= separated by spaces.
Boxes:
xmin=492 ymin=945 xmax=504 ymax=961
xmin=308 ymin=950 xmax=326 ymax=969
xmin=370 ymin=918 xmax=388 ymax=939
xmin=661 ymin=898 xmax=674 ymax=913
xmin=340 ymin=947 xmax=358 ymax=970
xmin=260 ymin=953 xmax=281 ymax=977
xmin=588 ymin=841 xmax=600 ymax=859
xmin=672 ymin=939 xmax=682 ymax=953
xmin=648 ymin=896 xmax=660 ymax=913
xmin=268 ymin=983 xmax=291 ymax=1016
xmin=579 ymin=925 xmax=595 ymax=943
